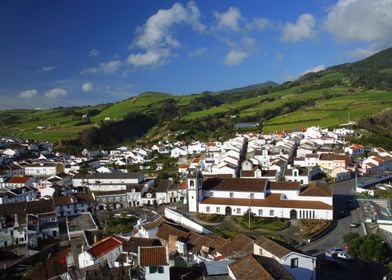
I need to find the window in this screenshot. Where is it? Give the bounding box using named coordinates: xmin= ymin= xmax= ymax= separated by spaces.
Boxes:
xmin=216 ymin=207 xmax=220 ymax=213
xmin=210 ymin=192 xmax=214 ymax=197
xmin=258 ymin=209 xmax=263 ymax=216
xmin=206 ymin=206 xmax=210 ymax=213
xmin=237 ymin=208 xmax=241 ymax=214
xmin=270 ymin=210 xmax=274 ymax=216
xmin=150 ymin=266 xmax=157 ymax=273
xmin=250 ymin=193 xmax=254 ymax=199
xmin=158 ymin=266 xmax=164 ymax=273
xmin=230 ymin=192 xmax=234 ymax=198
xmin=189 ymin=180 xmax=194 ymax=187
xmin=290 ymin=258 xmax=298 ymax=268
xmin=259 ymin=248 xmax=263 ymax=255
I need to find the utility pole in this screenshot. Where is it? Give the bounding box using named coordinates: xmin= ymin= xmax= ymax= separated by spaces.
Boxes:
xmin=248 ymin=194 xmax=251 ymax=230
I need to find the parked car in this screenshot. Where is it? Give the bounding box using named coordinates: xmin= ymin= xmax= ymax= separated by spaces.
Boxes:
xmin=336 ymin=252 xmax=353 ymax=260
xmin=350 ymin=222 xmax=360 ymax=228
xmin=325 ymin=248 xmax=345 ymax=257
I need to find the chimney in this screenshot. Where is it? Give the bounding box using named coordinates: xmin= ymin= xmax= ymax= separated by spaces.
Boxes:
xmin=168 ymin=234 xmax=177 ymax=254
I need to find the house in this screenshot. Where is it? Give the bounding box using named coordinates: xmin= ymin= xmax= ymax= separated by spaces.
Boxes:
xmin=0 ymin=199 xmax=57 ymax=248
xmin=72 ymin=172 xmax=147 ymax=191
xmin=78 ymin=235 xmax=126 ymax=269
xmin=53 ymin=195 xmax=92 ymax=217
xmin=188 ymin=176 xmax=333 ymax=220
xmin=24 ymin=162 xmax=64 ymax=177
xmin=0 ymin=186 xmax=36 ymax=204
xmin=228 ymin=254 xmax=294 ymax=280
xmin=3 ymin=176 xmax=35 ymax=188
xmin=121 ymin=237 xmax=162 ymax=266
xmin=345 ymin=144 xmax=365 ymax=156
xmin=138 ymin=246 xmax=170 ymax=280
xmin=318 ymin=153 xmax=349 ymax=172
xmin=284 ymin=166 xmax=322 ymax=185
xmin=254 ymin=236 xmax=316 ymax=280
xmin=155 ymin=180 xmax=178 ymax=205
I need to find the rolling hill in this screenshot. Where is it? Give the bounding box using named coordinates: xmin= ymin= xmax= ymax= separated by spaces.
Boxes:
xmin=1 ymin=47 xmax=392 ymax=148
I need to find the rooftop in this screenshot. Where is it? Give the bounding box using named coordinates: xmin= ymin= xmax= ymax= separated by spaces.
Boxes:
xmin=139 ymin=246 xmax=168 ymax=266
xmin=202 ymin=177 xmax=267 ymax=193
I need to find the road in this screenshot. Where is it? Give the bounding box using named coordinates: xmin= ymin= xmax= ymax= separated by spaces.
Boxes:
xmin=301 ymin=173 xmax=385 ymax=256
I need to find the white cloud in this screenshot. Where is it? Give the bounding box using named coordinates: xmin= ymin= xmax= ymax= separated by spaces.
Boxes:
xmin=128 ymin=1 xmax=205 ymax=67
xmin=224 ymin=50 xmax=249 ymax=65
xmin=40 ymin=66 xmax=55 ymax=72
xmin=89 ymin=49 xmax=101 ymax=57
xmin=81 ymin=60 xmax=122 ymax=75
xmin=189 ymin=47 xmax=207 ymax=57
xmin=281 ymin=13 xmax=316 ymax=43
xmin=302 ymin=64 xmax=326 ymax=75
xmin=127 ymin=50 xmax=170 ymax=67
xmin=81 ymin=82 xmax=93 ymax=92
xmin=215 ymin=7 xmax=242 ymax=32
xmin=19 ymin=89 xmax=38 ymax=98
xmin=347 ymin=46 xmax=378 ymax=58
xmin=45 ymin=88 xmax=68 ymax=98
xmin=324 ymin=0 xmax=392 ymax=43
xmin=247 ymin=17 xmax=271 ymax=30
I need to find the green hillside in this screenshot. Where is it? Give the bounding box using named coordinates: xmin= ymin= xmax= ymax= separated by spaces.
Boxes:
xmin=0 ymin=47 xmax=392 ymax=147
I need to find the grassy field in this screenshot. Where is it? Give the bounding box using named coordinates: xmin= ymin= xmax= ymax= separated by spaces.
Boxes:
xmin=91 ymin=92 xmax=173 ymax=122
xmin=263 ymin=90 xmax=392 ymax=131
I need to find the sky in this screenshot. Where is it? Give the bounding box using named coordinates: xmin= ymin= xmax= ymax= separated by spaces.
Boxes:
xmin=1 ymin=0 xmax=392 ymax=109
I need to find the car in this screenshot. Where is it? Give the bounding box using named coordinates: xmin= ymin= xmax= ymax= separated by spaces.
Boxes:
xmin=325 ymin=248 xmax=344 ymax=257
xmin=336 ymin=252 xmax=353 ymax=260
xmin=350 ymin=222 xmax=360 ymax=228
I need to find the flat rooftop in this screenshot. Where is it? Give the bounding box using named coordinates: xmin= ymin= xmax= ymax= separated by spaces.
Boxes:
xmin=67 ymin=213 xmax=98 ymax=233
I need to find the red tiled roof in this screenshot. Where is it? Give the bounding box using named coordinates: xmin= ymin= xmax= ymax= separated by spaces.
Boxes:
xmin=202 ymin=178 xmax=267 ymax=192
xmin=218 ymin=234 xmax=254 ymax=258
xmin=8 ymin=176 xmax=32 ymax=184
xmin=300 ymin=181 xmax=333 ymax=197
xmin=200 ymin=193 xmax=332 ymax=210
xmin=88 ymin=236 xmax=124 ymax=258
xmin=123 ymin=237 xmax=161 ymax=253
xmin=139 ymin=246 xmax=168 ymax=266
xmin=53 ymin=196 xmax=74 ymax=206
xmin=269 ymin=181 xmax=300 ymax=191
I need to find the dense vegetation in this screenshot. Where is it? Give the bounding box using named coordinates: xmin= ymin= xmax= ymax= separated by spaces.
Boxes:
xmin=344 ymin=233 xmax=389 ymax=262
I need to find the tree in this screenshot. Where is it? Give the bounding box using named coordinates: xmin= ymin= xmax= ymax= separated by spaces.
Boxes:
xmin=344 ymin=233 xmax=388 ymax=262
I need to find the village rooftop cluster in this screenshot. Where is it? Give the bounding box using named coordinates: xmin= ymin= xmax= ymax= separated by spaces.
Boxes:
xmin=1 ymin=126 xmax=392 ymax=279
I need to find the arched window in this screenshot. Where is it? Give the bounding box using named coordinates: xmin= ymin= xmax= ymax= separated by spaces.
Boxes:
xmin=189 ymin=180 xmax=194 ymax=187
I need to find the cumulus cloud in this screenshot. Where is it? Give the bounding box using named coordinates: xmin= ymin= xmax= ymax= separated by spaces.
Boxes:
xmin=324 ymin=0 xmax=392 ymax=43
xmin=19 ymin=89 xmax=38 ymax=98
xmin=281 ymin=13 xmax=316 ymax=43
xmin=81 ymin=60 xmax=122 ymax=75
xmin=224 ymin=50 xmax=249 ymax=65
xmin=127 ymin=1 xmax=205 ymax=67
xmin=81 ymin=82 xmax=93 ymax=92
xmin=302 ymin=64 xmax=326 ymax=75
xmin=188 ymin=47 xmax=207 ymax=57
xmin=45 ymin=88 xmax=68 ymax=98
xmin=215 ymin=7 xmax=242 ymax=32
xmin=40 ymin=66 xmax=55 ymax=72
xmin=89 ymin=49 xmax=101 ymax=57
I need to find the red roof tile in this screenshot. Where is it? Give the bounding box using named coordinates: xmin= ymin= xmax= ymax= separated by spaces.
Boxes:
xmin=88 ymin=236 xmax=124 ymax=258
xmin=8 ymin=176 xmax=32 ymax=184
xmin=139 ymin=246 xmax=168 ymax=266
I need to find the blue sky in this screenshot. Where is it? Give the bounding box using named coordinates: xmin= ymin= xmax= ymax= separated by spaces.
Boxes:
xmin=1 ymin=0 xmax=391 ymax=109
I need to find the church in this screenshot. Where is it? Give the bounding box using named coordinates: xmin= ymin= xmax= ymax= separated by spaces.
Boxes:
xmin=187 ymin=174 xmax=333 ymax=220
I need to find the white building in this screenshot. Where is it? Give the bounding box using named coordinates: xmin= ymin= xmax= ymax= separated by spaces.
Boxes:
xmin=188 ymin=176 xmax=333 ymax=220
xmin=138 ymin=246 xmax=170 ymax=280
xmin=78 ymin=235 xmax=125 ymax=269
xmin=24 ymin=162 xmax=64 ymax=177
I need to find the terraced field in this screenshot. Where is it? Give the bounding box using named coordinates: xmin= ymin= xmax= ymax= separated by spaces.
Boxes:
xmin=263 ymin=90 xmax=392 ymax=131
